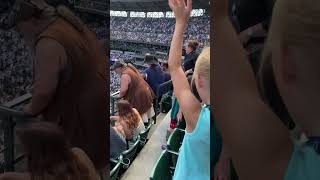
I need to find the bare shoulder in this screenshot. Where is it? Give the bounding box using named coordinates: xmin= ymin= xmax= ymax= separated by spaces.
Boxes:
xmin=121 ymin=73 xmax=131 ymax=80
xmin=36 ymin=38 xmax=65 ymax=54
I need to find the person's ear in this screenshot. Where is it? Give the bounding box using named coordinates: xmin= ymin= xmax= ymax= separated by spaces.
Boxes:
xmin=281 ymin=45 xmax=296 ymax=84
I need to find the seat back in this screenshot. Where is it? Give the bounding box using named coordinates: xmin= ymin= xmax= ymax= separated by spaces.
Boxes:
xmin=177 ymin=118 xmax=186 ymax=130
xmin=167 ymin=128 xmax=185 ymax=152
xmin=110 ymin=156 xmax=122 ymax=180
xmin=122 ymin=135 xmax=141 ymax=167
xmin=150 ymin=150 xmax=173 ymax=180
xmin=140 ymin=123 xmax=153 ymax=145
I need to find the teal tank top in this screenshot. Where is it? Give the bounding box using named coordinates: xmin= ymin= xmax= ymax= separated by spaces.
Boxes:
xmin=211 ymin=117 xmax=222 ymax=176
xmin=173 ymin=105 xmax=210 ymax=180
xmin=285 ymin=143 xmax=320 ymax=180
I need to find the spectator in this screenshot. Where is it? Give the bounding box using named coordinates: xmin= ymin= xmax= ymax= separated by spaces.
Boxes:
xmin=5 ymin=1 xmax=108 ymax=176
xmin=143 ymin=54 xmax=169 ymax=98
xmin=183 ymin=40 xmax=199 ymax=73
xmin=0 ymin=122 xmax=98 ymax=180
xmin=168 ymin=0 xmax=212 ymax=179
xmin=111 ymin=60 xmax=155 ymax=123
xmin=214 ymin=0 xmax=320 ymax=179
xmin=111 ymin=100 xmax=145 ymax=144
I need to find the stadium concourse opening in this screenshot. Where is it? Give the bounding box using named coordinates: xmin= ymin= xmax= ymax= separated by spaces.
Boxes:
xmin=109 ymin=0 xmax=209 ymax=179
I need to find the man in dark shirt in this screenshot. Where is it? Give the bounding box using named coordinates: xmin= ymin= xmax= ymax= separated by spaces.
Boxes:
xmin=183 ymin=40 xmax=199 ymax=73
xmin=143 ymin=54 xmax=169 ymax=97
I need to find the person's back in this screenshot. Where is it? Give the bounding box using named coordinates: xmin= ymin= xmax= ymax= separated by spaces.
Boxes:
xmin=37 ymin=15 xmax=108 ymax=170
xmin=123 ymin=67 xmax=153 ymax=115
xmin=144 ymin=65 xmax=165 ymax=95
xmin=174 ymin=106 xmax=211 ymax=179
xmin=110 ymin=126 xmax=127 ymax=159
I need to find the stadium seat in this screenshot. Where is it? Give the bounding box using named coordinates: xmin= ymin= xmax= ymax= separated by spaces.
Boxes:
xmin=140 ymin=123 xmax=153 ymax=146
xmin=110 ymin=155 xmax=123 ymax=180
xmin=177 ymin=119 xmax=186 ymax=130
xmin=167 ymin=128 xmax=185 ymax=167
xmin=167 ymin=128 xmax=185 ymax=153
xmin=121 ymin=135 xmax=141 ymax=169
xmin=150 ymin=150 xmax=174 ymax=180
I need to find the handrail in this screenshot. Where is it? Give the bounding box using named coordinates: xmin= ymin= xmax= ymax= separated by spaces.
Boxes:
xmin=74 ymin=6 xmax=108 ymax=17
xmin=3 ymin=93 xmax=32 ymax=108
xmin=0 ymin=93 xmax=34 ymax=172
xmin=111 ymin=91 xmax=120 ymax=97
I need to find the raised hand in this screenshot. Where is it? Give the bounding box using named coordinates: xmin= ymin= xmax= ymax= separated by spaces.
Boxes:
xmin=168 ymin=0 xmax=192 ymax=26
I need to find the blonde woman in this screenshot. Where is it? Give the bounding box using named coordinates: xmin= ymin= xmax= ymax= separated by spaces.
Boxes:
xmin=167 ymin=0 xmax=230 ymax=179
xmin=214 ymin=0 xmax=320 ymax=179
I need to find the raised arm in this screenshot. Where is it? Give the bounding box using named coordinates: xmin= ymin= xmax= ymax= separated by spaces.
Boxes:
xmin=213 ymin=0 xmax=292 ymax=179
xmin=168 ymin=0 xmax=201 ymax=132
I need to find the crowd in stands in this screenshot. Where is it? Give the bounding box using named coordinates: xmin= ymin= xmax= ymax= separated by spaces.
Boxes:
xmin=110 ymin=51 xmax=136 ymax=62
xmin=0 ymin=30 xmax=32 ymax=105
xmin=111 ymin=16 xmax=209 ymax=46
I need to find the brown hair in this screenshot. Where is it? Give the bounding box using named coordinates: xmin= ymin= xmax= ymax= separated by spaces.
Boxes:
xmin=188 ymin=40 xmax=199 ymax=51
xmin=117 ymin=100 xmax=140 ymax=139
xmin=127 ymin=63 xmax=141 ymax=75
xmin=16 ymin=122 xmax=89 ymax=180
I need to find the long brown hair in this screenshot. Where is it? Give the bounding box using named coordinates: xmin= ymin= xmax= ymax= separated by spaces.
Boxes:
xmin=127 ymin=63 xmax=141 ymax=75
xmin=117 ymin=100 xmax=140 ymax=139
xmin=16 ymin=122 xmax=89 ymax=180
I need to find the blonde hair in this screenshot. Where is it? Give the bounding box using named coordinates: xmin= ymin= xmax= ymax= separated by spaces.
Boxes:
xmin=194 ymin=47 xmax=210 ymax=84
xmin=267 ymin=0 xmax=320 ymax=50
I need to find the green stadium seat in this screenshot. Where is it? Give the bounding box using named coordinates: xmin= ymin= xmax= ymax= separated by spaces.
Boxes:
xmin=150 ymin=150 xmax=175 ymax=180
xmin=140 ymin=123 xmax=153 ymax=146
xmin=167 ymin=128 xmax=185 ymax=152
xmin=177 ymin=118 xmax=186 ymax=130
xmin=121 ymin=135 xmax=141 ymax=169
xmin=110 ymin=155 xmax=122 ymax=180
xmin=167 ymin=128 xmax=185 ymax=167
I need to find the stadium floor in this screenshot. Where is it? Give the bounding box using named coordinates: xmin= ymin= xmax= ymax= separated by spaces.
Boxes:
xmin=120 ymin=112 xmax=170 ymax=180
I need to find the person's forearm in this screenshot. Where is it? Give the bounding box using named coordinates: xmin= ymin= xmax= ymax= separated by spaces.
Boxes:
xmin=168 ymin=23 xmax=186 ymax=71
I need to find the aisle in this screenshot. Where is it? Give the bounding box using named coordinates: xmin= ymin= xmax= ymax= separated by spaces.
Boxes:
xmin=121 ymin=112 xmax=170 ymax=180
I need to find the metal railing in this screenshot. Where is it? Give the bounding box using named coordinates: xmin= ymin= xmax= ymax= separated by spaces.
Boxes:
xmin=110 ymin=91 xmax=121 ymax=116
xmin=0 ymin=93 xmax=36 ymax=172
xmin=74 ymin=0 xmax=108 ymax=16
